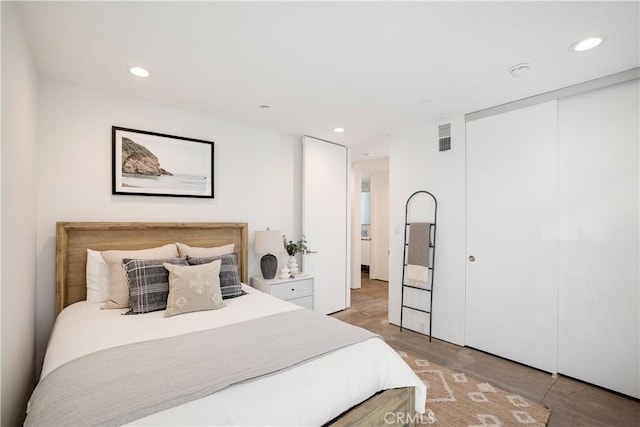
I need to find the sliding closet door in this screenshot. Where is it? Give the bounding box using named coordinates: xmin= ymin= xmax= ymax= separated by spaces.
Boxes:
xmin=558 ymin=80 xmax=639 ymax=398
xmin=302 ymin=136 xmax=350 ymax=314
xmin=466 ymin=101 xmax=558 ymax=373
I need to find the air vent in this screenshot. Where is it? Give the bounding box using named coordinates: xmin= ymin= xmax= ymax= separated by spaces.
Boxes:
xmin=438 ymin=123 xmax=451 ymax=151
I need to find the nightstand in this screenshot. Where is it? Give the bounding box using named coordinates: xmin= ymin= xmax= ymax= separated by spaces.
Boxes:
xmin=250 ymin=275 xmax=314 ymax=310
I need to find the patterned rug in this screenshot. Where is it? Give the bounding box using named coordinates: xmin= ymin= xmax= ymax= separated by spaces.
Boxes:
xmin=399 ymin=351 xmax=551 ymax=426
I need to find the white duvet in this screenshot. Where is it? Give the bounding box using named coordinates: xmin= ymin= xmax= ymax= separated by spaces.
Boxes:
xmin=40 ymin=285 xmax=426 ymax=426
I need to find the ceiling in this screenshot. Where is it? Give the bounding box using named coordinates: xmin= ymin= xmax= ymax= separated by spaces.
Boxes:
xmin=16 ymin=1 xmax=639 ymax=160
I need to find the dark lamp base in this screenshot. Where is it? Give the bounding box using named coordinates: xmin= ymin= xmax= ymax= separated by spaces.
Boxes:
xmin=260 ymin=253 xmax=278 ymax=279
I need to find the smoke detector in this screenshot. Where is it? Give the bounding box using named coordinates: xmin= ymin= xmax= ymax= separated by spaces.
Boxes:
xmin=509 ymin=63 xmax=532 ymax=78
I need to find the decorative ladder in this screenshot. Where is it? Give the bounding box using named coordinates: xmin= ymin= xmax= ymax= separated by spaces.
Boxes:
xmin=399 ymin=190 xmax=438 ymax=341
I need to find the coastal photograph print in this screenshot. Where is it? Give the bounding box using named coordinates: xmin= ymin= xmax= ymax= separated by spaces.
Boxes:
xmin=112 ymin=127 xmax=214 ymax=198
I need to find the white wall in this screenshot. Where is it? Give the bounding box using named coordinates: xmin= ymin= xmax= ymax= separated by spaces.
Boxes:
xmin=35 ymin=80 xmax=301 ymax=372
xmin=1 ymin=2 xmax=39 ymax=424
xmin=389 ymin=119 xmax=466 ymax=345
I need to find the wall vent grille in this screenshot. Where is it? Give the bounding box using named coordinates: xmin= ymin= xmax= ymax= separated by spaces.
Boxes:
xmin=439 ymin=123 xmax=451 ymax=151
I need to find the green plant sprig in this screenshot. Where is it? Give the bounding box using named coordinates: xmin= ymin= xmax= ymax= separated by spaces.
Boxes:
xmin=282 ymin=235 xmax=309 ymax=256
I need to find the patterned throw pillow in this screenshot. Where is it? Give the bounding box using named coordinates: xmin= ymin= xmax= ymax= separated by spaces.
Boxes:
xmin=101 ymin=244 xmax=179 ymax=309
xmin=123 ymin=257 xmax=188 ymax=315
xmin=163 ymin=260 xmax=225 ymax=317
xmin=186 ymin=253 xmax=244 ymax=299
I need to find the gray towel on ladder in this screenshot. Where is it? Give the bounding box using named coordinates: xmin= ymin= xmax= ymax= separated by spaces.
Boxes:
xmin=407 ymin=222 xmax=431 ymax=267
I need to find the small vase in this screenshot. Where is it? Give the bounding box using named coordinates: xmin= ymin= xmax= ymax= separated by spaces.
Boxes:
xmin=279 ymin=266 xmax=290 ymax=280
xmin=288 ymin=256 xmax=299 ymax=276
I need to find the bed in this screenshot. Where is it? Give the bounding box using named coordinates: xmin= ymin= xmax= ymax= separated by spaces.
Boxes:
xmin=26 ymin=222 xmax=426 ymax=426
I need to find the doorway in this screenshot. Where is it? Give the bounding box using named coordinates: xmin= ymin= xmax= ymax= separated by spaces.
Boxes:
xmin=351 ymin=158 xmax=389 ymax=290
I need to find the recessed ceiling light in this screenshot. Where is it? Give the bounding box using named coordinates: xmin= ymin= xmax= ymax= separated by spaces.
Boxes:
xmin=260 ymin=105 xmax=271 ymax=110
xmin=509 ymin=63 xmax=532 ymax=78
xmin=129 ymin=67 xmax=150 ymax=78
xmin=334 ymin=127 xmax=345 ymax=133
xmin=570 ymin=35 xmax=607 ymax=52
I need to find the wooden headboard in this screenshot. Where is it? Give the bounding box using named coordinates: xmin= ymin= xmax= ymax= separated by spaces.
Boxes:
xmin=56 ymin=222 xmax=248 ymax=314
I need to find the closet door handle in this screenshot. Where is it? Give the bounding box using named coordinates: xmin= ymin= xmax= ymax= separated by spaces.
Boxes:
xmin=468 ymin=255 xmax=476 ymax=262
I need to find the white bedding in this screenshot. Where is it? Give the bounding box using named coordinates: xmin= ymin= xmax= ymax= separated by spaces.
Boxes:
xmin=40 ymin=285 xmax=426 ymax=426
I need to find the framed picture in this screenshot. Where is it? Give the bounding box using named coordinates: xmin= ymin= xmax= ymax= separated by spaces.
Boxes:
xmin=112 ymin=126 xmax=214 ymax=198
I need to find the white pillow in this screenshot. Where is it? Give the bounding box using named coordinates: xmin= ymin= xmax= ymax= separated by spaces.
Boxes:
xmin=175 ymin=242 xmax=235 ymax=258
xmin=86 ymin=249 xmax=110 ymax=303
xmin=101 ymin=243 xmax=179 ymax=309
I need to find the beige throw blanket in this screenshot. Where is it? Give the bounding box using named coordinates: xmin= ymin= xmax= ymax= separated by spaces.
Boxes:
xmin=25 ymin=309 xmax=379 ymax=427
xmin=406 ymin=222 xmax=432 ymax=286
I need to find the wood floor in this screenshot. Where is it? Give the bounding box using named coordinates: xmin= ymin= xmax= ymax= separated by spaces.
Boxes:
xmin=331 ymin=274 xmax=640 ymax=427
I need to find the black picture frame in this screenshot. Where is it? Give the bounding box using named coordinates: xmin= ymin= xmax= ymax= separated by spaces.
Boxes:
xmin=112 ymin=126 xmax=214 ymax=198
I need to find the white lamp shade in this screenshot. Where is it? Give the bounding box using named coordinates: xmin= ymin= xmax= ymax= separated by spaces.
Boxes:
xmin=254 ymin=230 xmax=285 ymax=254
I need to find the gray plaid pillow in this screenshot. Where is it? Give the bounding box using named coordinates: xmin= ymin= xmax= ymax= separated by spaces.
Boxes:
xmin=186 ymin=253 xmax=244 ymax=299
xmin=123 ymin=257 xmax=188 ymax=315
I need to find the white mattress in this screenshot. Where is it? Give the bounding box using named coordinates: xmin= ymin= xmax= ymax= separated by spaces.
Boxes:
xmin=40 ymin=285 xmax=426 ymax=426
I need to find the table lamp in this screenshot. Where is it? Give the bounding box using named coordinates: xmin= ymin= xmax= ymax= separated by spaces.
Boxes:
xmin=254 ymin=229 xmax=284 ymax=279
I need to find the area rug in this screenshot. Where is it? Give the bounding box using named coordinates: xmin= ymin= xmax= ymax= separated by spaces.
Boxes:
xmin=398 ymin=351 xmax=551 ymax=426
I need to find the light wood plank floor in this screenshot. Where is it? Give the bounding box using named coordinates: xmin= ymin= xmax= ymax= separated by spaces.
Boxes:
xmin=331 ymin=274 xmax=640 ymax=427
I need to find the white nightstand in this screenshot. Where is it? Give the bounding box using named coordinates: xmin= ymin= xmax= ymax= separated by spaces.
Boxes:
xmin=250 ymin=275 xmax=314 ymax=310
